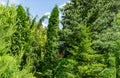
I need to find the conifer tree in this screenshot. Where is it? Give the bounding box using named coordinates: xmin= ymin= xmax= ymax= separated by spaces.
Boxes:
xmin=0 ymin=5 xmax=17 ymax=55
xmin=44 ymin=5 xmax=59 ymax=77
xmin=61 ymin=0 xmax=120 ymax=55
xmin=10 ymin=5 xmax=29 ymax=55
xmin=60 ymin=0 xmax=120 ymax=77
xmin=10 ymin=5 xmax=32 ymax=70
xmin=59 ymin=23 xmax=105 ymax=77
xmin=0 ymin=5 xmax=35 ymax=78
xmin=111 ymin=13 xmax=120 ymax=78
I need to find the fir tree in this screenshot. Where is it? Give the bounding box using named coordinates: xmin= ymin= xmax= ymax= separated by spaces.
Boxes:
xmin=60 ymin=0 xmax=120 ymax=77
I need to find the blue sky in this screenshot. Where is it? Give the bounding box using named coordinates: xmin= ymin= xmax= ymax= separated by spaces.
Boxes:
xmin=0 ymin=0 xmax=69 ymax=27
xmin=20 ymin=0 xmax=69 ymax=18
xmin=0 ymin=0 xmax=69 ymax=18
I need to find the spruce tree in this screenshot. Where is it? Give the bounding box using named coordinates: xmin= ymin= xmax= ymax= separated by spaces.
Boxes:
xmin=60 ymin=0 xmax=120 ymax=77
xmin=61 ymin=0 xmax=120 ymax=54
xmin=111 ymin=13 xmax=120 ymax=78
xmin=44 ymin=5 xmax=59 ymax=77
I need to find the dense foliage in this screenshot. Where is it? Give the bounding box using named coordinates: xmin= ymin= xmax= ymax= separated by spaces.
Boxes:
xmin=1 ymin=0 xmax=120 ymax=78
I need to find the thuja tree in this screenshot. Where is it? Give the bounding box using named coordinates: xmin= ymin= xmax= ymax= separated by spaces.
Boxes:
xmin=0 ymin=5 xmax=17 ymax=55
xmin=0 ymin=5 xmax=35 ymax=78
xmin=43 ymin=5 xmax=59 ymax=77
xmin=116 ymin=13 xmax=120 ymax=77
xmin=10 ymin=5 xmax=32 ymax=70
xmin=10 ymin=5 xmax=29 ymax=55
xmin=0 ymin=55 xmax=35 ymax=78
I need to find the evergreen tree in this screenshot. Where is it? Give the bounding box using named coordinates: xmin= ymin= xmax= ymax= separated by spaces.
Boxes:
xmin=0 ymin=5 xmax=35 ymax=78
xmin=61 ymin=0 xmax=120 ymax=55
xmin=30 ymin=15 xmax=48 ymax=77
xmin=44 ymin=5 xmax=59 ymax=77
xmin=60 ymin=0 xmax=120 ymax=77
xmin=58 ymin=23 xmax=105 ymax=77
xmin=10 ymin=5 xmax=30 ymax=55
xmin=111 ymin=13 xmax=120 ymax=78
xmin=10 ymin=5 xmax=32 ymax=70
xmin=0 ymin=5 xmax=17 ymax=55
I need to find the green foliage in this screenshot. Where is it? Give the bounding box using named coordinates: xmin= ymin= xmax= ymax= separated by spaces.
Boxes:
xmin=1 ymin=0 xmax=120 ymax=78
xmin=45 ymin=5 xmax=59 ymax=60
xmin=43 ymin=5 xmax=59 ymax=77
xmin=0 ymin=55 xmax=34 ymax=78
xmin=0 ymin=4 xmax=35 ymax=78
xmin=112 ymin=12 xmax=120 ymax=78
xmin=30 ymin=16 xmax=47 ymax=77
xmin=10 ymin=5 xmax=31 ymax=55
xmin=54 ymin=59 xmax=76 ymax=78
xmin=60 ymin=0 xmax=120 ymax=78
xmin=0 ymin=5 xmax=17 ymax=55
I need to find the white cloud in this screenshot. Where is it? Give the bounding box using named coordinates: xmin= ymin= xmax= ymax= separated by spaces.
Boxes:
xmin=59 ymin=1 xmax=71 ymax=9
xmin=0 ymin=0 xmax=20 ymax=5
xmin=59 ymin=13 xmax=62 ymax=21
xmin=44 ymin=12 xmax=50 ymax=16
xmin=59 ymin=3 xmax=66 ymax=9
xmin=44 ymin=12 xmax=50 ymax=18
xmin=0 ymin=1 xmax=5 ymax=5
xmin=0 ymin=0 xmax=6 ymax=5
xmin=42 ymin=22 xmax=47 ymax=27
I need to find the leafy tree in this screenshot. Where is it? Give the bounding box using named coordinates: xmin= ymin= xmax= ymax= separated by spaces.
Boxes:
xmin=111 ymin=13 xmax=120 ymax=78
xmin=30 ymin=15 xmax=48 ymax=77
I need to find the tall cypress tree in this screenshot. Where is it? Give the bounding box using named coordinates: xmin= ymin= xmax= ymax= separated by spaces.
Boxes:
xmin=10 ymin=5 xmax=30 ymax=55
xmin=10 ymin=5 xmax=32 ymax=70
xmin=44 ymin=5 xmax=59 ymax=77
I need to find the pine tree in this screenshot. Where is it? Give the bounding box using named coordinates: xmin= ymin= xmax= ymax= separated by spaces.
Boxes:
xmin=44 ymin=5 xmax=59 ymax=77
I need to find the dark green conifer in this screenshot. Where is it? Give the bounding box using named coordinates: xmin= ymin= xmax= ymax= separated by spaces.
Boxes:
xmin=60 ymin=0 xmax=120 ymax=77
xmin=44 ymin=5 xmax=59 ymax=77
